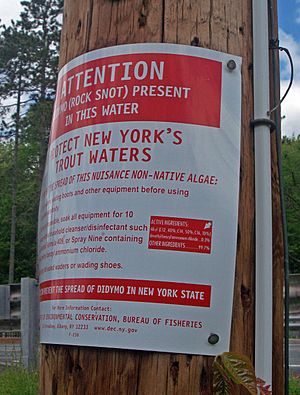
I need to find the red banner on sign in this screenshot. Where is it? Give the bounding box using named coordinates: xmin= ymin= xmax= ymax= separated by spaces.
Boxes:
xmin=51 ymin=53 xmax=222 ymax=141
xmin=40 ymin=278 xmax=211 ymax=307
xmin=148 ymin=216 xmax=213 ymax=253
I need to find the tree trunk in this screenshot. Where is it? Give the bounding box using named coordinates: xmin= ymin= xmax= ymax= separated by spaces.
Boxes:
xmin=8 ymin=71 xmax=22 ymax=284
xmin=40 ymin=0 xmax=284 ymax=393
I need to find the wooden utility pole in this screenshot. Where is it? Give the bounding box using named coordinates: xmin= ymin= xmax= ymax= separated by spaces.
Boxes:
xmin=40 ymin=1 xmax=284 ymax=393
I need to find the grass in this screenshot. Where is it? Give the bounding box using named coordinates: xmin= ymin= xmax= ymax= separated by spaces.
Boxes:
xmin=290 ymin=376 xmax=300 ymax=395
xmin=0 ymin=367 xmax=38 ymax=395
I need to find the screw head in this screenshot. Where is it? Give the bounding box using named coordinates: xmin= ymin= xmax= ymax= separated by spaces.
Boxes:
xmin=208 ymin=333 xmax=220 ymax=345
xmin=227 ymin=59 xmax=237 ymax=71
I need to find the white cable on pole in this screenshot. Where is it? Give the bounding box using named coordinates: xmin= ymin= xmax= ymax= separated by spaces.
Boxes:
xmin=252 ymin=0 xmax=273 ymax=387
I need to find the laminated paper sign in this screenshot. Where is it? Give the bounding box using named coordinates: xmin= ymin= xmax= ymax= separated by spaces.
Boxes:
xmin=38 ymin=44 xmax=241 ymax=355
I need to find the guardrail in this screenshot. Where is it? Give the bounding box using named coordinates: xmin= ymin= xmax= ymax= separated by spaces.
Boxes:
xmin=289 ymin=314 xmax=300 ymax=338
xmin=0 ymin=278 xmax=39 ymax=368
xmin=0 ymin=331 xmax=21 ymax=338
xmin=0 ymin=330 xmax=21 ymax=367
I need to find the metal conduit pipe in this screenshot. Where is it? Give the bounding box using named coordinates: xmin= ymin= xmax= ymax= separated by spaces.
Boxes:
xmin=252 ymin=0 xmax=273 ymax=387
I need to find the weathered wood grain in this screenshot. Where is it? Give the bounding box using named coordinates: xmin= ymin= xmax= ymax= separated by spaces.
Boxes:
xmin=40 ymin=1 xmax=284 ymax=393
xmin=269 ymin=1 xmax=285 ymax=393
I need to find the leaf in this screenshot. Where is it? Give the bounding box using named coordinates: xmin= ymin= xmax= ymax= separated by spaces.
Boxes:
xmin=256 ymin=378 xmax=272 ymax=394
xmin=282 ymin=136 xmax=300 ymax=273
xmin=213 ymin=358 xmax=235 ymax=395
xmin=220 ymin=352 xmax=257 ymax=395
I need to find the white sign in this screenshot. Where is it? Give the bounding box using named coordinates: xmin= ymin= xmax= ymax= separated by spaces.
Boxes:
xmin=38 ymin=44 xmax=241 ymax=355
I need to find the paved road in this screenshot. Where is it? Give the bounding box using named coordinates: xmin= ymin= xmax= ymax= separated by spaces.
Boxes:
xmin=290 ymin=339 xmax=300 ymax=375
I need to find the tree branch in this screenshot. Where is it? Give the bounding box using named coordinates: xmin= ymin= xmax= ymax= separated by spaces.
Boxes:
xmin=0 ymin=98 xmax=34 ymax=109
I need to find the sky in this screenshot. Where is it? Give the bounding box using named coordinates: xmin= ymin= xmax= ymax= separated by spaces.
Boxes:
xmin=0 ymin=0 xmax=299 ymax=137
xmin=278 ymin=0 xmax=300 ymax=137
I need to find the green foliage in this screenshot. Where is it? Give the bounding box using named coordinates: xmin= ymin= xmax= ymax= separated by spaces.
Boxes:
xmin=19 ymin=0 xmax=63 ymax=97
xmin=0 ymin=0 xmax=62 ymax=283
xmin=290 ymin=376 xmax=300 ymax=395
xmin=0 ymin=142 xmax=13 ymax=282
xmin=0 ymin=99 xmax=55 ymax=282
xmin=0 ymin=136 xmax=39 ymax=283
xmin=0 ymin=103 xmax=56 ymax=283
xmin=0 ymin=22 xmax=38 ymax=103
xmin=0 ymin=0 xmax=63 ymax=102
xmin=213 ymin=352 xmax=271 ymax=394
xmin=0 ymin=367 xmax=38 ymax=395
xmin=282 ymin=136 xmax=300 ymax=273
